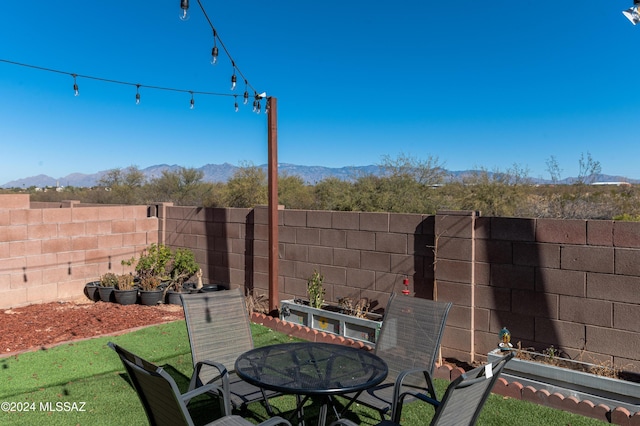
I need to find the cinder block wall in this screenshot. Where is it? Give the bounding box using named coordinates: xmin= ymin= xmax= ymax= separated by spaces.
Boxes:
xmin=162 ymin=206 xmax=435 ymax=314
xmin=2 ymin=194 xmax=638 ymax=370
xmin=0 ymin=195 xmax=157 ymax=307
xmin=434 ymin=213 xmax=640 ymax=369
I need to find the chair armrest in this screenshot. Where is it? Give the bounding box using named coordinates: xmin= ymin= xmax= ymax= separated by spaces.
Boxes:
xmin=190 ymin=360 xmax=232 ymax=415
xmin=395 ymin=367 xmax=439 ymax=401
xmin=390 ymin=367 xmax=440 ymax=423
xmin=257 ymin=416 xmax=293 ymax=426
xmin=181 ymin=382 xmax=226 ymax=402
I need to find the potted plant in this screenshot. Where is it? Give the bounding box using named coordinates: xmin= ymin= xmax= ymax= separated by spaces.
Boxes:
xmin=164 ymin=248 xmax=199 ymax=305
xmin=84 ymin=280 xmax=101 ymax=302
xmin=280 ymin=270 xmax=383 ymax=345
xmin=113 ymin=273 xmax=137 ymax=305
xmin=98 ymin=272 xmax=118 ymax=303
xmin=307 ymin=270 xmax=325 ymax=309
xmin=123 ymin=243 xmax=172 ymax=306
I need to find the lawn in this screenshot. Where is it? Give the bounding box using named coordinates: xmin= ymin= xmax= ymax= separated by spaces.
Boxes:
xmin=0 ymin=320 xmax=607 ymax=426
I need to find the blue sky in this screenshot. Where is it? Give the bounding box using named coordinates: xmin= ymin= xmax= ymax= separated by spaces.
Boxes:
xmin=1 ymin=1 xmax=639 ymax=185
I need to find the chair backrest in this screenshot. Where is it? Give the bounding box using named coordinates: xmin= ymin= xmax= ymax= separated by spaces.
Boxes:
xmin=375 ymin=293 xmax=452 ymax=384
xmin=430 ymin=351 xmax=515 ymax=426
xmin=108 ymin=342 xmax=194 ymax=426
xmin=181 ymin=288 xmax=254 ymax=378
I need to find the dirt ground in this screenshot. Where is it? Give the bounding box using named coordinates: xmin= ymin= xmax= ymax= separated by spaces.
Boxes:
xmin=0 ymin=299 xmax=184 ymax=355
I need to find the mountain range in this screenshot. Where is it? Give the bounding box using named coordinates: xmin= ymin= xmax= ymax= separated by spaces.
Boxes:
xmin=1 ymin=163 xmax=638 ymax=189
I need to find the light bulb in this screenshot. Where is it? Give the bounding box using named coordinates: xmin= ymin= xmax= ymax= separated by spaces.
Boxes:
xmin=230 ymin=74 xmax=237 ymax=90
xmin=135 ymin=86 xmax=140 ymax=105
xmin=243 ymin=90 xmax=249 ymax=105
xmin=180 ymin=0 xmax=189 ymax=20
xmin=623 ymin=6 xmax=640 ymax=25
xmin=211 ymin=46 xmax=219 ymax=65
xmin=234 ymin=101 xmax=239 ymax=112
xmin=73 ymin=83 xmax=79 ymax=97
xmin=190 ymin=94 xmax=195 ymax=110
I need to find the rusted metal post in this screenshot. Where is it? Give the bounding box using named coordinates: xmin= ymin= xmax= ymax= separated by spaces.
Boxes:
xmin=267 ymin=97 xmax=279 ymax=313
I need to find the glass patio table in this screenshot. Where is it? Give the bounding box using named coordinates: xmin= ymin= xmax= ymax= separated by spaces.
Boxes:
xmin=235 ymin=342 xmax=388 ymax=426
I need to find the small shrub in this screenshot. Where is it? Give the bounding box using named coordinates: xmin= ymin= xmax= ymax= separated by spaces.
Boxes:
xmin=100 ymin=272 xmax=118 ymax=288
xmin=307 ymin=270 xmax=325 ymax=309
xmin=116 ymin=274 xmax=135 ymax=290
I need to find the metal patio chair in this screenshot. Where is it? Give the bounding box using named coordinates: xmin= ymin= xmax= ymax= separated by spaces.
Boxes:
xmin=108 ymin=342 xmax=290 ymax=426
xmin=181 ymin=288 xmax=280 ymax=414
xmin=333 ymin=351 xmax=515 ymax=426
xmin=342 ymin=292 xmax=452 ymax=420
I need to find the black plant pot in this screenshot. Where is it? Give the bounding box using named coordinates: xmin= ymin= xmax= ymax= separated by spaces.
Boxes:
xmin=114 ymin=289 xmax=138 ymax=305
xmin=138 ymin=289 xmax=163 ymax=306
xmin=84 ymin=281 xmax=101 ymax=302
xmin=97 ymin=286 xmax=115 ymax=303
xmin=200 ymin=284 xmax=223 ymax=292
xmin=165 ymin=290 xmax=183 ymax=305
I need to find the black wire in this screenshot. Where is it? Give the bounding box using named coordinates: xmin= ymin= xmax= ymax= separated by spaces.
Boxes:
xmin=0 ymin=58 xmax=234 ymax=98
xmin=195 ymin=0 xmax=261 ymax=96
xmin=0 ymin=3 xmax=266 ymax=105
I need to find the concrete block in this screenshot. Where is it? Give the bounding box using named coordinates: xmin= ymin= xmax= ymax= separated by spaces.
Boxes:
xmin=536 ymin=219 xmax=586 ymax=244
xmin=389 ymin=213 xmax=425 ymax=234
xmin=375 ymin=232 xmax=407 ymax=254
xmin=319 ymin=229 xmax=346 ymax=248
xmin=491 ymin=217 xmax=535 ymax=241
xmin=615 ymin=248 xmax=640 ymax=276
xmin=359 ymin=212 xmax=389 ymax=232
xmin=513 ymin=242 xmax=560 ymax=268
xmin=331 ymin=211 xmax=359 ymax=230
xmin=346 ymin=230 xmax=375 ymax=250
xmin=436 ymin=259 xmax=472 ymax=284
xmin=587 ymin=273 xmax=640 ymax=304
xmin=475 ymin=239 xmax=512 ymax=264
xmin=490 ymin=264 xmax=534 ymax=290
xmin=561 ymin=245 xmax=614 ymax=273
xmin=307 ymin=210 xmax=332 ymax=228
xmin=559 ymin=296 xmax=612 ymax=327
xmin=614 ymin=221 xmax=640 ymax=248
xmin=587 ymin=220 xmax=613 ymax=246
xmin=361 ymin=251 xmax=390 ymax=272
xmin=437 ymin=236 xmax=473 ymax=261
xmin=535 ymin=268 xmax=585 ymax=297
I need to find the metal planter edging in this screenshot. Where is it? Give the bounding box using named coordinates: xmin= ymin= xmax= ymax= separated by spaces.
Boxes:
xmin=488 ymin=348 xmax=640 ymax=414
xmin=280 ymin=299 xmax=382 ymax=345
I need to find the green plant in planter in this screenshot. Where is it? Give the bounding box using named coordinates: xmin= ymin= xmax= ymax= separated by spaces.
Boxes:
xmin=116 ymin=274 xmax=135 ymax=291
xmin=167 ymin=248 xmax=199 ymax=293
xmin=100 ymin=272 xmax=119 ymax=288
xmin=122 ymin=243 xmax=172 ymax=285
xmin=307 ymin=270 xmax=325 ymax=309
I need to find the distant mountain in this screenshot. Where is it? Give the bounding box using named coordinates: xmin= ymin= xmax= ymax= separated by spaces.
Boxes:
xmin=0 ymin=163 xmax=384 ymax=189
xmin=1 ymin=164 xmax=638 ymax=189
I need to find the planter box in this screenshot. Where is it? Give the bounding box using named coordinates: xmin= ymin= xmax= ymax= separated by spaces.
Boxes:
xmin=488 ymin=348 xmax=640 ymax=414
xmin=280 ymin=299 xmax=382 ymax=345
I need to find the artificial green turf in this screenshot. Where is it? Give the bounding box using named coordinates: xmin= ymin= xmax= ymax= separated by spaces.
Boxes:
xmin=0 ymin=320 xmax=609 ymax=426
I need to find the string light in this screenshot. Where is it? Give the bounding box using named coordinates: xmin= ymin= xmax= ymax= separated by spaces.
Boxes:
xmin=210 ymin=29 xmax=219 ymax=65
xmin=234 ymin=95 xmax=239 ymax=112
xmin=230 ymin=62 xmax=237 ymax=90
xmin=72 ymin=74 xmax=79 ymax=96
xmin=0 ymin=0 xmax=269 ymax=115
xmin=0 ymin=58 xmax=248 ymax=113
xmin=179 ymin=0 xmax=190 ymax=21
